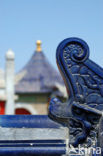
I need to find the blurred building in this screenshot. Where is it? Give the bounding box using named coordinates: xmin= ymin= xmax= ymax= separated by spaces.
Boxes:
xmin=0 ymin=41 xmax=67 ymax=115
xmin=0 ymin=69 xmax=6 ymax=114
xmin=15 ymin=41 xmax=66 ymax=115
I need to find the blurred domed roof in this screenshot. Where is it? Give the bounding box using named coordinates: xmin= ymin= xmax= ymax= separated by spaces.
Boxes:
xmin=15 ymin=41 xmax=64 ymax=94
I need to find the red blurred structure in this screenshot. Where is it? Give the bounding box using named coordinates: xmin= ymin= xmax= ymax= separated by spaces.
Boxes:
xmin=0 ymin=101 xmax=5 ymax=114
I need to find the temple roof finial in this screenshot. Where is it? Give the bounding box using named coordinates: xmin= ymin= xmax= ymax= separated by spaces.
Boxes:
xmin=36 ymin=40 xmax=42 ymax=52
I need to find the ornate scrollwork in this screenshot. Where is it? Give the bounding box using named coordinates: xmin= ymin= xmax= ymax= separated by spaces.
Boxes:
xmin=64 ymin=40 xmax=89 ymax=63
xmin=49 ymin=37 xmax=103 ymax=147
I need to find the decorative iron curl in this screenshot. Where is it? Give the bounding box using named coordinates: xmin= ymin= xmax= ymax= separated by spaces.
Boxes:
xmin=63 ymin=38 xmax=90 ymax=63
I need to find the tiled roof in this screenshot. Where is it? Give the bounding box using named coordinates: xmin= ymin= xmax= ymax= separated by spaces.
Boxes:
xmin=15 ymin=51 xmax=64 ymax=93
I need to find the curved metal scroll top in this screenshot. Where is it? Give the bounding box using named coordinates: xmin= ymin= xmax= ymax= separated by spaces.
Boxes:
xmin=49 ymin=37 xmax=103 ymax=147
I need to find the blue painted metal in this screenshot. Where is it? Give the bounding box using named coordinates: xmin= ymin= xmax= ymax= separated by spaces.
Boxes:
xmin=0 ymin=147 xmax=65 ymax=156
xmin=0 ymin=141 xmax=65 ymax=156
xmin=0 ymin=115 xmax=61 ymax=128
xmin=49 ymin=37 xmax=103 ymax=147
xmin=0 ymin=115 xmax=67 ymax=156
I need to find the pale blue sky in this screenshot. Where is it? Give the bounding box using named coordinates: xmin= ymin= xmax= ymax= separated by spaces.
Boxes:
xmin=0 ymin=0 xmax=103 ymax=72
